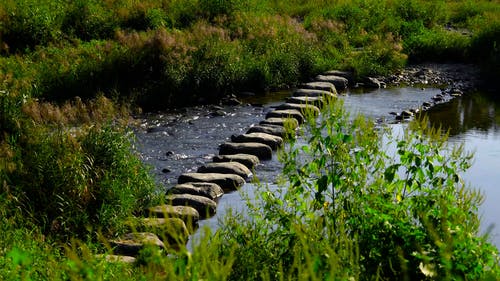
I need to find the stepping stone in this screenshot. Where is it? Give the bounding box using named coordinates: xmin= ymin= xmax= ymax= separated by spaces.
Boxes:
xmin=219 ymin=142 xmax=273 ymax=160
xmin=178 ymin=172 xmax=245 ymax=191
xmin=168 ymin=182 xmax=224 ymax=200
xmin=286 ymin=96 xmax=325 ymax=107
xmin=323 ymin=70 xmax=354 ymax=83
xmin=260 ymin=117 xmax=299 ymax=129
xmin=275 ymin=103 xmax=320 ymax=116
xmin=246 ymin=124 xmax=288 ymax=138
xmin=110 ymin=232 xmax=164 ymax=256
xmin=212 ymin=154 xmax=260 ymax=170
xmin=299 ymin=81 xmax=337 ymax=93
xmin=134 ymin=218 xmax=190 ymax=246
xmin=197 ymin=162 xmax=253 ymax=179
xmin=96 ymin=254 xmax=136 ymax=264
xmin=147 ymin=205 xmax=200 ymax=226
xmin=293 ymin=88 xmax=336 ymax=98
xmin=231 ymin=132 xmax=283 ymax=150
xmin=315 ymin=75 xmax=348 ymax=90
xmin=165 ymin=194 xmax=217 ymax=219
xmin=266 ymin=109 xmax=304 ymax=124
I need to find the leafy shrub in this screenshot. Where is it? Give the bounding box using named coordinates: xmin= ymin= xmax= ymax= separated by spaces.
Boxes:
xmin=217 ymin=100 xmax=500 ymax=280
xmin=404 ymin=27 xmax=471 ymax=63
xmin=470 ymin=20 xmax=500 ymax=83
xmin=0 ymin=0 xmax=66 ymax=52
xmin=61 ymin=0 xmax=116 ymax=40
xmin=2 ymin=98 xmax=157 ymax=240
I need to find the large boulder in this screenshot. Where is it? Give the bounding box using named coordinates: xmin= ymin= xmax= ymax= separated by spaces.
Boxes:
xmin=266 ymin=109 xmax=304 ymax=124
xmin=167 ymin=182 xmax=224 ymax=200
xmin=178 ymin=172 xmax=245 ymax=191
xmin=110 ymin=232 xmax=164 ymax=256
xmin=232 ymin=132 xmax=283 ymax=150
xmin=165 ymin=194 xmax=217 ymax=219
xmin=293 ymin=88 xmax=336 ymax=98
xmin=299 ymin=81 xmax=337 ymax=94
xmin=197 ymin=162 xmax=253 ymax=179
xmin=219 ymin=142 xmax=273 ymax=160
xmin=315 ymin=75 xmax=349 ymax=90
xmin=147 ymin=205 xmax=200 ymax=227
xmin=286 ymin=96 xmax=325 ymax=107
xmin=212 ymin=154 xmax=260 ymax=170
xmin=260 ymin=117 xmax=299 ymax=129
xmin=275 ymin=103 xmax=320 ymax=116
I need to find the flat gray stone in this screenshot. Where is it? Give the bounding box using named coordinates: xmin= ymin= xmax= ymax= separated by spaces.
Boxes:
xmin=286 ymin=96 xmax=325 ymax=107
xmin=212 ymin=154 xmax=260 ymax=169
xmin=266 ymin=109 xmax=304 ymax=124
xmin=197 ymin=162 xmax=252 ymax=179
xmin=323 ymin=70 xmax=354 ymax=83
xmin=219 ymin=142 xmax=273 ymax=160
xmin=231 ymin=132 xmax=283 ymax=150
xmin=168 ymin=182 xmax=224 ymax=200
xmin=246 ymin=124 xmax=288 ymax=138
xmin=299 ymin=82 xmax=337 ymax=93
xmin=178 ymin=172 xmax=245 ymax=191
xmin=166 ymin=194 xmax=217 ymax=219
xmin=147 ymin=205 xmax=200 ymax=227
xmin=260 ymin=117 xmax=299 ymax=129
xmin=110 ymin=232 xmax=164 ymax=256
xmin=275 ymin=103 xmax=320 ymax=116
xmin=315 ymin=75 xmax=349 ymax=90
xmin=293 ymin=88 xmax=336 ymax=98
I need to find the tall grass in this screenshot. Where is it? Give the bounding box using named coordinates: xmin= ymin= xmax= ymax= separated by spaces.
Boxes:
xmin=1 ymin=96 xmax=158 ymax=241
xmin=1 ymin=0 xmax=496 ymax=110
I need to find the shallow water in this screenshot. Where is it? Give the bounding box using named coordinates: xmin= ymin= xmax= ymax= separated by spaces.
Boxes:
xmin=134 ymin=87 xmax=500 ymax=250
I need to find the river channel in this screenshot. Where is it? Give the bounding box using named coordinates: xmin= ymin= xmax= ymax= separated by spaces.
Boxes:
xmin=134 ymin=87 xmax=500 ymax=250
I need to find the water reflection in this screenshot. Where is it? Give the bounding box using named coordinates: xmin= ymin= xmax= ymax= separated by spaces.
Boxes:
xmin=425 ymin=92 xmax=500 ymax=136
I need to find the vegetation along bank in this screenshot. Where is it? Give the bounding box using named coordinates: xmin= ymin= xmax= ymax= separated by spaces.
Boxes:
xmin=0 ymin=0 xmax=499 ymax=279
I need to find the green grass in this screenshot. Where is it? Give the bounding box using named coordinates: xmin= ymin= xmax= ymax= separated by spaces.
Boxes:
xmin=1 ymin=0 xmax=497 ymax=110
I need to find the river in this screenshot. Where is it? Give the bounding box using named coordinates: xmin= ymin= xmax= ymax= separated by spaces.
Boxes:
xmin=134 ymin=87 xmax=500 ymax=250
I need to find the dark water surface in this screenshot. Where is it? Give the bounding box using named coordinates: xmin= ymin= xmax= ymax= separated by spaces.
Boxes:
xmin=134 ymin=88 xmax=500 ymax=250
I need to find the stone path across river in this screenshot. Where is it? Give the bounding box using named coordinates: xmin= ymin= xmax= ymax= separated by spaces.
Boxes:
xmin=102 ymin=67 xmax=469 ymax=262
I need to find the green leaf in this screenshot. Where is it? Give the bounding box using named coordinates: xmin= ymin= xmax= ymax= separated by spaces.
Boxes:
xmin=384 ymin=164 xmax=399 ymax=182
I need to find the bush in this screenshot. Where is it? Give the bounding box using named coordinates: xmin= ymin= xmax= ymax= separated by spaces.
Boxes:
xmin=217 ymin=99 xmax=500 ymax=280
xmin=0 ymin=0 xmax=66 ymax=52
xmin=1 ymin=98 xmax=157 ymax=240
xmin=404 ymin=27 xmax=471 ymax=63
xmin=470 ymin=20 xmax=500 ymax=83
